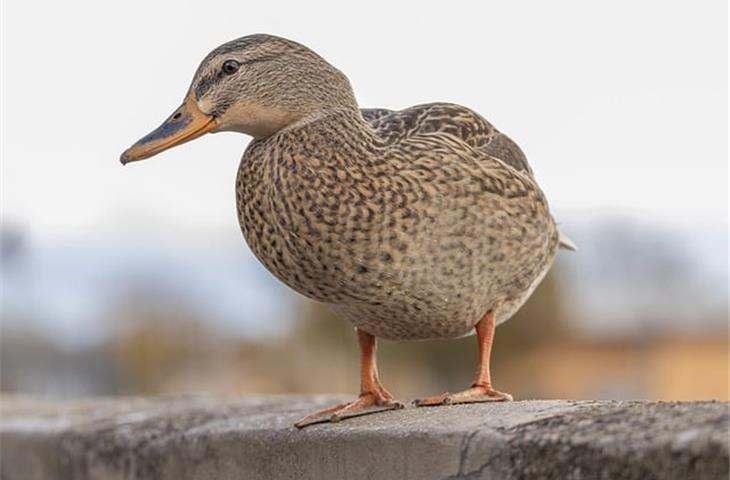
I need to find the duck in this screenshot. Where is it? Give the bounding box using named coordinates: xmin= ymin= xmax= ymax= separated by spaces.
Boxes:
xmin=121 ymin=33 xmax=575 ymax=428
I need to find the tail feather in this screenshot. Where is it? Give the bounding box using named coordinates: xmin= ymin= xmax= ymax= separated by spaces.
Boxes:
xmin=558 ymin=230 xmax=577 ymax=252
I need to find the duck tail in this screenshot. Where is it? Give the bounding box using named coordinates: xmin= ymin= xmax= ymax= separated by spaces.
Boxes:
xmin=558 ymin=230 xmax=577 ymax=252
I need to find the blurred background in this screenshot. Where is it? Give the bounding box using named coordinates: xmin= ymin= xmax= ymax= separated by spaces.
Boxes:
xmin=1 ymin=0 xmax=727 ymax=402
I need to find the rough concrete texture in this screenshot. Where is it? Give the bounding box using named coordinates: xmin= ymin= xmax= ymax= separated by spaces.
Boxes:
xmin=0 ymin=395 xmax=727 ymax=480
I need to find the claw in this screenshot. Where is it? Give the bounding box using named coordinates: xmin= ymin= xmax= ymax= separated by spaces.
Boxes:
xmin=413 ymin=392 xmax=451 ymax=407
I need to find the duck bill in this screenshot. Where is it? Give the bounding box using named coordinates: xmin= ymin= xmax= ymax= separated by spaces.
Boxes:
xmin=120 ymin=96 xmax=218 ymax=164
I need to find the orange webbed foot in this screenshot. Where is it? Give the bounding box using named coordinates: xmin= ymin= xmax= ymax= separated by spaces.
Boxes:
xmin=414 ymin=384 xmax=512 ymax=407
xmin=295 ymin=392 xmax=404 ymax=428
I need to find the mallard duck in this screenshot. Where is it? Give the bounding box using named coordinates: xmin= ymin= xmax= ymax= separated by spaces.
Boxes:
xmin=121 ymin=34 xmax=574 ymax=427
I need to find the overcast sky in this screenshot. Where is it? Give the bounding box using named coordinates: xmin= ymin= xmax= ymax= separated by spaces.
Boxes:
xmin=1 ymin=0 xmax=727 ymax=241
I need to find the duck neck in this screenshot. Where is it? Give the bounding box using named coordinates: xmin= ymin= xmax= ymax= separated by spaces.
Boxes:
xmin=263 ymin=106 xmax=381 ymax=163
xmin=283 ymin=105 xmax=373 ymax=137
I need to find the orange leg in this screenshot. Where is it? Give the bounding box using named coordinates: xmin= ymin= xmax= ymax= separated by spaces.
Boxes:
xmin=414 ymin=311 xmax=512 ymax=406
xmin=295 ymin=327 xmax=403 ymax=428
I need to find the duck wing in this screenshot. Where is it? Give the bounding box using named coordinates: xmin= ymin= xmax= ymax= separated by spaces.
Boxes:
xmin=361 ymin=103 xmax=533 ymax=175
xmin=362 ymin=103 xmax=576 ymax=251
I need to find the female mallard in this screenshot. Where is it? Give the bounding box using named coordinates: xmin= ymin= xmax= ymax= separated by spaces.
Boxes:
xmin=121 ymin=34 xmax=574 ymax=427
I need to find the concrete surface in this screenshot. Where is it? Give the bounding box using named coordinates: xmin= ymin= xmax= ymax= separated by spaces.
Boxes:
xmin=0 ymin=395 xmax=727 ymax=480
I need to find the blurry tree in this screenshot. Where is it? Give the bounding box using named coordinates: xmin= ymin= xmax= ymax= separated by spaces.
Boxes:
xmin=107 ymin=291 xmax=223 ymax=394
xmin=0 ymin=225 xmax=27 ymax=271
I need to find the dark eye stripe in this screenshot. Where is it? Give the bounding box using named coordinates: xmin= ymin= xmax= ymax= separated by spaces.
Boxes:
xmin=194 ymin=69 xmax=226 ymax=100
xmin=193 ymin=52 xmax=286 ymax=101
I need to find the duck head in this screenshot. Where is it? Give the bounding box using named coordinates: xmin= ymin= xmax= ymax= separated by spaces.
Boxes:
xmin=120 ymin=34 xmax=356 ymax=164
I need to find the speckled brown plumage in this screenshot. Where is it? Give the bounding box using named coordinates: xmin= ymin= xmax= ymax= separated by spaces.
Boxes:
xmin=236 ymin=101 xmax=558 ymax=340
xmin=121 ymin=33 xmax=572 ymax=425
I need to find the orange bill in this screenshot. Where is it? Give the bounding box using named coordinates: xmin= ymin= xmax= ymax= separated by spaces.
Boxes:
xmin=120 ymin=95 xmax=218 ymax=164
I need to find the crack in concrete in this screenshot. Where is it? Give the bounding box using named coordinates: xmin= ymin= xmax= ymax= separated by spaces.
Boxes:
xmin=443 ymin=423 xmax=505 ymax=479
xmin=2 ymin=397 xmax=727 ymax=480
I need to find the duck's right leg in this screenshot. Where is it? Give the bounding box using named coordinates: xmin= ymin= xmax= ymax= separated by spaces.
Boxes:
xmin=295 ymin=327 xmax=404 ymax=428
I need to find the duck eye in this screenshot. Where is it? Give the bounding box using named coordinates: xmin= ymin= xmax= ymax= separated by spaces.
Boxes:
xmin=222 ymin=60 xmax=240 ymax=75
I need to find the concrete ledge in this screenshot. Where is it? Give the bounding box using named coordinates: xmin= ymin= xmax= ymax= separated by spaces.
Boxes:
xmin=1 ymin=395 xmax=727 ymax=480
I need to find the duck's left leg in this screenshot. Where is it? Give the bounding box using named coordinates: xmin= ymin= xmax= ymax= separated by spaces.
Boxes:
xmin=414 ymin=310 xmax=513 ymax=406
